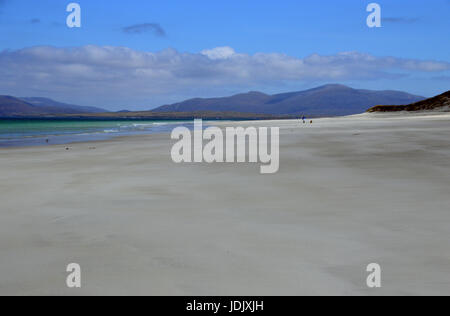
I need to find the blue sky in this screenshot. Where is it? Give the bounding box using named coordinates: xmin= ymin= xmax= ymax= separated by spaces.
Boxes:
xmin=0 ymin=0 xmax=449 ymax=110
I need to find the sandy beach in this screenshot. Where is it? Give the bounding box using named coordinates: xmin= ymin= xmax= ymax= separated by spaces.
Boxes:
xmin=1 ymin=112 xmax=450 ymax=296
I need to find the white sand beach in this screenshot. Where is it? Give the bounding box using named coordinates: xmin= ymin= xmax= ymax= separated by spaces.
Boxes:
xmin=1 ymin=112 xmax=450 ymax=295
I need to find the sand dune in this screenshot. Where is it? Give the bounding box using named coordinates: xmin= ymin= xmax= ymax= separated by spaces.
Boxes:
xmin=1 ymin=113 xmax=450 ymax=295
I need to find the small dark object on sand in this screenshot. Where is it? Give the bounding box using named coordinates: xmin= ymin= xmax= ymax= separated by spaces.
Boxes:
xmin=310 ymin=120 xmax=313 ymax=124
xmin=46 ymin=139 xmax=49 ymax=143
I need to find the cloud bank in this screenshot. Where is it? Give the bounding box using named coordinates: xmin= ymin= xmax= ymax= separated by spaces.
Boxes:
xmin=0 ymin=45 xmax=448 ymax=107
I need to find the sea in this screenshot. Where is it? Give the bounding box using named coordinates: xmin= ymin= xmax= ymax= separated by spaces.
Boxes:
xmin=0 ymin=119 xmax=194 ymax=148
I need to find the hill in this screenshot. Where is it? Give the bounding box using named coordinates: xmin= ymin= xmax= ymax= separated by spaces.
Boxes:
xmin=20 ymin=97 xmax=106 ymax=114
xmin=0 ymin=96 xmax=42 ymax=117
xmin=153 ymin=84 xmax=425 ymax=116
xmin=0 ymin=96 xmax=107 ymax=117
xmin=368 ymin=90 xmax=450 ymax=112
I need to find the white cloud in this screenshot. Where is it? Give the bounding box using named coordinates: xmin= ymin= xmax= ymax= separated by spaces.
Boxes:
xmin=0 ymin=45 xmax=448 ymax=108
xmin=201 ymin=46 xmax=237 ymax=60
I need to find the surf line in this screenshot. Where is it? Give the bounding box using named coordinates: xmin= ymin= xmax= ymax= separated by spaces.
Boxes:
xmin=170 ymin=119 xmax=280 ymax=174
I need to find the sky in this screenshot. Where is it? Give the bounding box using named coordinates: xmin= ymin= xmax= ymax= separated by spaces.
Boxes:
xmin=0 ymin=0 xmax=449 ymax=110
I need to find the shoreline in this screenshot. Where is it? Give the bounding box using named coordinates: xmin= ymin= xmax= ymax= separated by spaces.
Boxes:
xmin=2 ymin=111 xmax=450 ymax=150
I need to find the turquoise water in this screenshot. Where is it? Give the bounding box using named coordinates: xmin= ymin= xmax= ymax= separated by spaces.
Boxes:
xmin=0 ymin=119 xmax=192 ymax=147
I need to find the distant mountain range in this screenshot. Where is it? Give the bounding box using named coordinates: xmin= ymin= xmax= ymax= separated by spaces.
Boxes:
xmin=153 ymin=84 xmax=425 ymax=116
xmin=368 ymin=90 xmax=450 ymax=112
xmin=0 ymin=96 xmax=107 ymax=117
xmin=0 ymin=84 xmax=428 ymax=118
